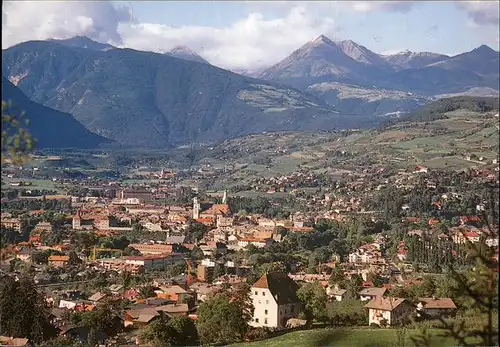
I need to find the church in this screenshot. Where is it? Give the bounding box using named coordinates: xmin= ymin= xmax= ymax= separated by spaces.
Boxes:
xmin=192 ymin=190 xmax=232 ymax=227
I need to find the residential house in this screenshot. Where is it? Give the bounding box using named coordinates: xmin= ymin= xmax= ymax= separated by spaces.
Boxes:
xmin=199 ymin=242 xmax=228 ymax=257
xmin=0 ymin=336 xmax=33 ymax=347
xmin=326 ymin=285 xmax=347 ymax=301
xmin=459 ymin=216 xmax=481 ymax=226
xmin=237 ymin=237 xmax=273 ymax=249
xmin=128 ymin=243 xmax=174 ymax=255
xmin=189 ymin=283 xmax=221 ymax=302
xmin=365 ymin=296 xmax=414 ymax=326
xmin=88 ymin=292 xmax=107 ymax=304
xmin=48 ymin=255 xmax=69 ymax=267
xmin=416 ymin=297 xmax=457 ymax=318
xmin=196 ymin=259 xmax=216 ymax=282
xmin=16 ymin=248 xmax=32 ymax=263
xmin=1 ymin=218 xmax=22 ymax=232
xmin=123 ymin=253 xmax=185 ymax=270
xmin=124 ymin=304 xmax=190 ymax=328
xmin=154 ymin=285 xmax=188 ymax=302
xmin=359 ymin=287 xmax=387 ymax=301
xmin=414 ymin=166 xmax=428 ymax=173
xmin=109 ymin=284 xmax=124 ymax=295
xmin=33 ymin=221 xmax=53 ymax=234
xmin=250 ymin=272 xmax=302 ymax=328
xmin=452 ymin=231 xmax=481 ymax=244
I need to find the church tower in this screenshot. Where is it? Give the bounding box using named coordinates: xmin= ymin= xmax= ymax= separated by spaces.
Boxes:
xmin=193 ymin=197 xmax=200 ymax=220
xmin=222 ymin=189 xmax=228 ymax=204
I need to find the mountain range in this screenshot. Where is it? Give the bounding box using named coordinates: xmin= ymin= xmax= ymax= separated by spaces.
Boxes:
xmin=1 ymin=35 xmax=498 ymax=149
xmin=2 ymin=40 xmax=357 ymax=148
xmin=1 ymin=77 xmax=110 ymax=149
xmin=257 ymin=35 xmax=499 ymax=116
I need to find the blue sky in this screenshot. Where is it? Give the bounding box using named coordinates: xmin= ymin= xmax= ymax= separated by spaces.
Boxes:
xmin=3 ymin=1 xmax=499 ymax=69
xmin=120 ymin=1 xmax=498 ymax=55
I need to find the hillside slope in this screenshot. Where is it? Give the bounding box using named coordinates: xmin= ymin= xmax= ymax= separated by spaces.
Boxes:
xmin=258 ymin=35 xmax=499 ymax=116
xmin=2 ymin=40 xmax=353 ymax=148
xmin=181 ymin=97 xmax=499 ymax=184
xmin=166 ymin=46 xmax=209 ymax=64
xmin=1 ymin=77 xmax=111 ymax=149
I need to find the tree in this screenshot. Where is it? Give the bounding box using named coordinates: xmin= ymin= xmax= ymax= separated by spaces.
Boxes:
xmin=328 ymin=266 xmax=346 ymax=287
xmin=413 ymin=275 xmax=436 ymax=298
xmin=196 ymin=285 xmax=253 ymax=345
xmin=412 ymin=220 xmax=499 ymax=347
xmin=39 ymin=336 xmax=80 ymax=347
xmin=1 ymin=100 xmax=35 ymax=165
xmin=326 ymin=299 xmax=367 ymax=326
xmin=139 ymin=285 xmax=157 ymax=299
xmin=345 ymin=274 xmax=363 ymax=299
xmin=140 ymin=313 xmax=198 ymax=347
xmin=296 ymin=281 xmax=328 ymax=323
xmin=71 ymin=303 xmax=122 ymax=337
xmin=31 ymin=250 xmax=51 ymax=265
xmin=0 ymin=275 xmax=57 ymax=343
xmin=68 ymin=250 xmax=82 ymax=266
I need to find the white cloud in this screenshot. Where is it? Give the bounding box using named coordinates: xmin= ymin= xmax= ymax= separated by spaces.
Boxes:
xmin=119 ymin=6 xmax=337 ymax=70
xmin=347 ymin=1 xmax=417 ymax=13
xmin=1 ymin=1 xmax=422 ymax=70
xmin=2 ymin=1 xmax=132 ymax=48
xmin=456 ymin=1 xmax=499 ymax=26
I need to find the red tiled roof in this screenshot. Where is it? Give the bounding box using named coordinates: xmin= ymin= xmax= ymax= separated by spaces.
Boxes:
xmin=365 ymin=297 xmax=409 ymax=311
xmin=418 ymin=297 xmax=457 ymax=309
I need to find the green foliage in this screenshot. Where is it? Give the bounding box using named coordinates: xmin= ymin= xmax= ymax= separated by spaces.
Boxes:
xmin=197 ymin=285 xmax=253 ymax=345
xmin=326 ymin=299 xmax=367 ymax=327
xmin=71 ymin=303 xmax=122 ymax=337
xmin=0 ymin=275 xmax=57 ymax=343
xmin=140 ymin=314 xmax=198 ymax=347
xmin=185 ymin=222 xmax=209 ymax=243
xmin=139 ymin=285 xmax=157 ymax=299
xmin=1 ymin=100 xmax=35 ymax=164
xmin=297 ymin=281 xmax=328 ymax=323
xmin=345 ymin=275 xmax=364 ymax=299
xmin=39 ymin=336 xmax=81 ymax=347
xmin=406 ymin=96 xmax=499 ymax=122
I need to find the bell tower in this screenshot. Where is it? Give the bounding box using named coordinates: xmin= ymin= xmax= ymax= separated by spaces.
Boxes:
xmin=193 ymin=197 xmax=200 ymax=220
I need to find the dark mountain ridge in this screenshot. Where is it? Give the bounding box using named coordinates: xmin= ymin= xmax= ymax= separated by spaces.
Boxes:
xmin=1 ymin=77 xmax=111 ymax=149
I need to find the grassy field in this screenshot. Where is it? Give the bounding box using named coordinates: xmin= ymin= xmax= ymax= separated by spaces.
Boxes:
xmin=233 ymin=328 xmax=473 ymax=347
xmin=1 ymin=177 xmax=63 ymax=192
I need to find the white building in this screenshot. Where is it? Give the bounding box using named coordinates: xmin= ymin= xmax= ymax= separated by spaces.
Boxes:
xmin=123 ymin=253 xmax=185 ymax=270
xmin=359 ymin=287 xmax=387 ymax=302
xmin=365 ymin=297 xmax=414 ymax=326
xmin=250 ymin=272 xmax=302 ymax=328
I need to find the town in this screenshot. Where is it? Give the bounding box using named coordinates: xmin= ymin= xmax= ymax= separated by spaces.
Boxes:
xmin=0 ymin=152 xmax=498 ymax=346
xmin=1 ymin=1 xmax=499 ymax=345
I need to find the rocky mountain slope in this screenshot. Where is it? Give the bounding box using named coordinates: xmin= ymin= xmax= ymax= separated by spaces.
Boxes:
xmin=258 ymin=35 xmax=499 ymax=116
xmin=382 ymin=50 xmax=449 ymax=70
xmin=1 ymin=77 xmax=111 ymax=149
xmin=48 ymin=36 xmax=115 ymax=51
xmin=166 ymin=45 xmax=209 ymax=64
xmin=2 ymin=40 xmax=359 ymax=148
